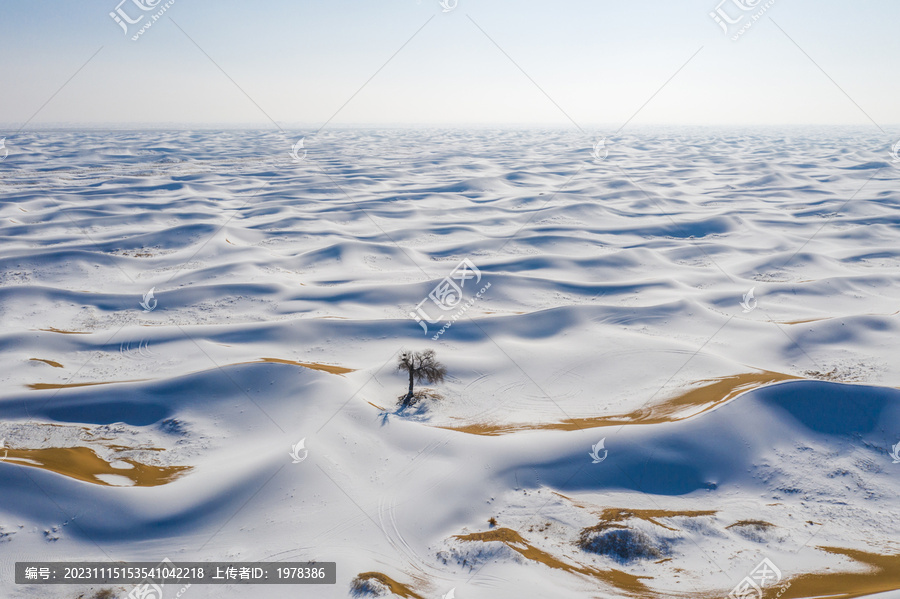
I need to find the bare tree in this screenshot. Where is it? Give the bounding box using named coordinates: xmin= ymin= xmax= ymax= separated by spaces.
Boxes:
xmin=397 ymin=349 xmax=447 ymax=408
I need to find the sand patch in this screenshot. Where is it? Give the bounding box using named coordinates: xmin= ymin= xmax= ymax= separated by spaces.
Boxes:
xmin=770 ymin=547 xmax=900 ymax=599
xmin=350 ymin=572 xmax=423 ymax=599
xmin=2 ymin=446 xmax=191 ymax=487
xmin=26 ymin=358 xmax=352 ymax=390
xmin=256 ymin=357 xmax=355 ymax=375
xmin=27 ymin=379 xmax=146 ymax=390
xmin=30 ymin=358 xmax=64 ymax=368
xmin=36 ymin=328 xmax=91 ymax=335
xmin=443 ymin=371 xmax=798 ymax=435
xmin=590 ymin=508 xmax=718 ymax=532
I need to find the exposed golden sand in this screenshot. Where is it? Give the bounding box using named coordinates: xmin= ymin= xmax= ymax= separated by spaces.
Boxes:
xmin=2 ymin=446 xmax=191 ymax=487
xmin=26 ymin=358 xmax=352 ymax=391
xmin=779 ymin=317 xmax=829 ymax=325
xmin=36 ymin=327 xmax=91 ymax=334
xmin=352 ymin=572 xmax=423 ymax=599
xmin=760 ymin=547 xmax=900 ymax=599
xmin=30 ymin=358 xmax=64 ymax=368
xmin=591 ymin=508 xmax=718 ymax=532
xmin=726 ymin=519 xmax=775 ymax=530
xmin=27 ymin=379 xmax=145 ymax=390
xmin=256 ymin=357 xmax=355 ymax=375
xmin=442 ymin=370 xmax=799 ymax=436
xmin=455 ymin=527 xmax=652 ymax=596
xmin=779 ymin=308 xmax=900 ymax=326
xmin=105 ymin=443 xmax=164 ymax=452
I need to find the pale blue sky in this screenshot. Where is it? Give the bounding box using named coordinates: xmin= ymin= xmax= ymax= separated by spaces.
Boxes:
xmin=2 ymin=0 xmax=898 ymax=128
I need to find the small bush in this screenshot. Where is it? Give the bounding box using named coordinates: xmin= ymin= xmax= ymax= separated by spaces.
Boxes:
xmin=396 ymin=388 xmax=443 ymax=409
xmin=727 ymin=520 xmax=776 ymax=543
xmin=579 ymin=528 xmax=667 ymax=563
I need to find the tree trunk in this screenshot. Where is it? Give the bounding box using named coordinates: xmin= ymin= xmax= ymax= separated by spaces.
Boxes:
xmin=402 ymin=366 xmax=415 ymax=407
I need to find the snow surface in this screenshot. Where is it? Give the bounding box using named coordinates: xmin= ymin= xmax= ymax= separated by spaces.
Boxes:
xmin=0 ymin=128 xmax=899 ymax=598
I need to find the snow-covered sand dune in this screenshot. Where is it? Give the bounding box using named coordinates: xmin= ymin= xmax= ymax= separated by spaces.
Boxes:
xmin=1 ymin=128 xmax=899 ymax=598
